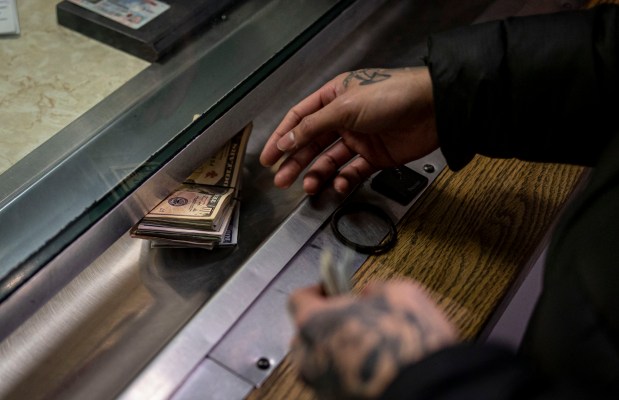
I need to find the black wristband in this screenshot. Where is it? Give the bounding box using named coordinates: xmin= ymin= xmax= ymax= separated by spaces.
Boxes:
xmin=330 ymin=202 xmax=397 ymax=254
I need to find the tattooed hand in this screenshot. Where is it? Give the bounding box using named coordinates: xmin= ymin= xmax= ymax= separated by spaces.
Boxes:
xmin=288 ymin=280 xmax=457 ymax=399
xmin=259 ymin=67 xmax=438 ymax=195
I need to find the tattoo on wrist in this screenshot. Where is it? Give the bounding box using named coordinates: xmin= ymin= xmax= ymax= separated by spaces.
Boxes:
xmin=297 ymin=295 xmax=429 ymax=398
xmin=343 ymin=69 xmax=391 ymax=88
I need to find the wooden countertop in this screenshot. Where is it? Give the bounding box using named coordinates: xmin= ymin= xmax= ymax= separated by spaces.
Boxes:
xmin=248 ymin=158 xmax=584 ymax=400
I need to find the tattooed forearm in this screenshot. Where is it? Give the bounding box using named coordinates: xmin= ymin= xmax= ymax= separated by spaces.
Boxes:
xmin=296 ymin=295 xmax=433 ymax=399
xmin=343 ymin=69 xmax=392 ymax=88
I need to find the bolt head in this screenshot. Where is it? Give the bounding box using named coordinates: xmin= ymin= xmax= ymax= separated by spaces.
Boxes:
xmin=423 ymin=164 xmax=435 ymax=173
xmin=256 ymin=357 xmax=271 ymax=370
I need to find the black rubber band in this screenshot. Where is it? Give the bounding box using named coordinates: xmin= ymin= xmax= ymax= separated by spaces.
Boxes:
xmin=330 ymin=202 xmax=397 ymax=254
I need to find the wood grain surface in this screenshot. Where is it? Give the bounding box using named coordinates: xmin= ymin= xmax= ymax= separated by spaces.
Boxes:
xmin=248 ymin=158 xmax=584 ymax=400
xmin=248 ymin=0 xmax=608 ymax=397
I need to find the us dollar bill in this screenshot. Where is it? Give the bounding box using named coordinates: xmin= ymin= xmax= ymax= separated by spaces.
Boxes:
xmin=131 ymin=123 xmax=251 ymax=249
xmin=137 ymin=201 xmax=240 ymax=249
xmin=184 ymin=123 xmax=251 ymax=190
xmin=320 ymin=248 xmax=353 ymax=296
xmin=140 ymin=184 xmax=234 ymax=231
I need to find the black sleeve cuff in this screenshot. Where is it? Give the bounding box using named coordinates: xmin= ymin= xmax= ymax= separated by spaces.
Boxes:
xmin=426 ymin=6 xmax=619 ymax=171
xmin=380 ymin=343 xmax=536 ymax=400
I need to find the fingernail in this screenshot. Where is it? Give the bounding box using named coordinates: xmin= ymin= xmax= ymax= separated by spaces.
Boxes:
xmin=277 ymin=131 xmax=296 ymax=152
xmin=334 ymin=179 xmax=347 ymax=193
xmin=274 ymin=171 xmax=291 ymax=189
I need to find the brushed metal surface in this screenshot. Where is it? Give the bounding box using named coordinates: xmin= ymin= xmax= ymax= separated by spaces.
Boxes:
xmin=0 ymin=0 xmax=343 ymax=303
xmin=0 ymin=0 xmax=348 ymax=338
xmin=170 ymin=359 xmax=254 ymax=400
xmin=207 ymin=155 xmax=446 ymax=388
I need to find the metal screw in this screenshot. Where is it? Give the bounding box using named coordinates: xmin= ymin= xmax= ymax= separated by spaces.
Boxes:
xmin=256 ymin=357 xmax=271 ymax=370
xmin=423 ymin=164 xmax=435 ymax=174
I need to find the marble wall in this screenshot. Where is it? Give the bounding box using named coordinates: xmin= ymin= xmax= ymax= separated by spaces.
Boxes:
xmin=0 ymin=0 xmax=148 ymax=175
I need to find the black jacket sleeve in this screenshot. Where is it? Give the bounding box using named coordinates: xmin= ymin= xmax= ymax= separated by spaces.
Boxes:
xmin=426 ymin=5 xmax=619 ymax=171
xmin=381 ymin=5 xmax=619 ymax=400
xmin=380 ymin=343 xmax=595 ymax=400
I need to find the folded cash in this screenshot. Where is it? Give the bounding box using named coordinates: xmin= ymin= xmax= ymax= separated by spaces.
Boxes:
xmin=320 ymin=247 xmax=353 ymax=296
xmin=133 ymin=198 xmax=236 ymax=242
xmin=139 ymin=184 xmax=234 ymax=231
xmin=131 ymin=123 xmax=251 ymax=249
xmin=185 ymin=123 xmax=251 ymax=190
xmin=141 ymin=201 xmax=240 ymax=249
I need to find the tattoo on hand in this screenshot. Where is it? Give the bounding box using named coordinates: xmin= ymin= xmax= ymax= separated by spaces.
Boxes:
xmin=343 ymin=69 xmax=391 ymax=88
xmin=296 ymin=295 xmax=432 ymax=399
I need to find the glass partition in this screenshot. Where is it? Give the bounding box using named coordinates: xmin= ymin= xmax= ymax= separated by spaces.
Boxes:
xmin=0 ymin=0 xmax=351 ymax=302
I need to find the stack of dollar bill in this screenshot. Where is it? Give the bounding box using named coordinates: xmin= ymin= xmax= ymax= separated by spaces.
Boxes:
xmin=131 ymin=123 xmax=252 ymax=249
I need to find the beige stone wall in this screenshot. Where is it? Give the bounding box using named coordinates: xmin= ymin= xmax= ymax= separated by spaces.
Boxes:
xmin=0 ymin=0 xmax=148 ymax=175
